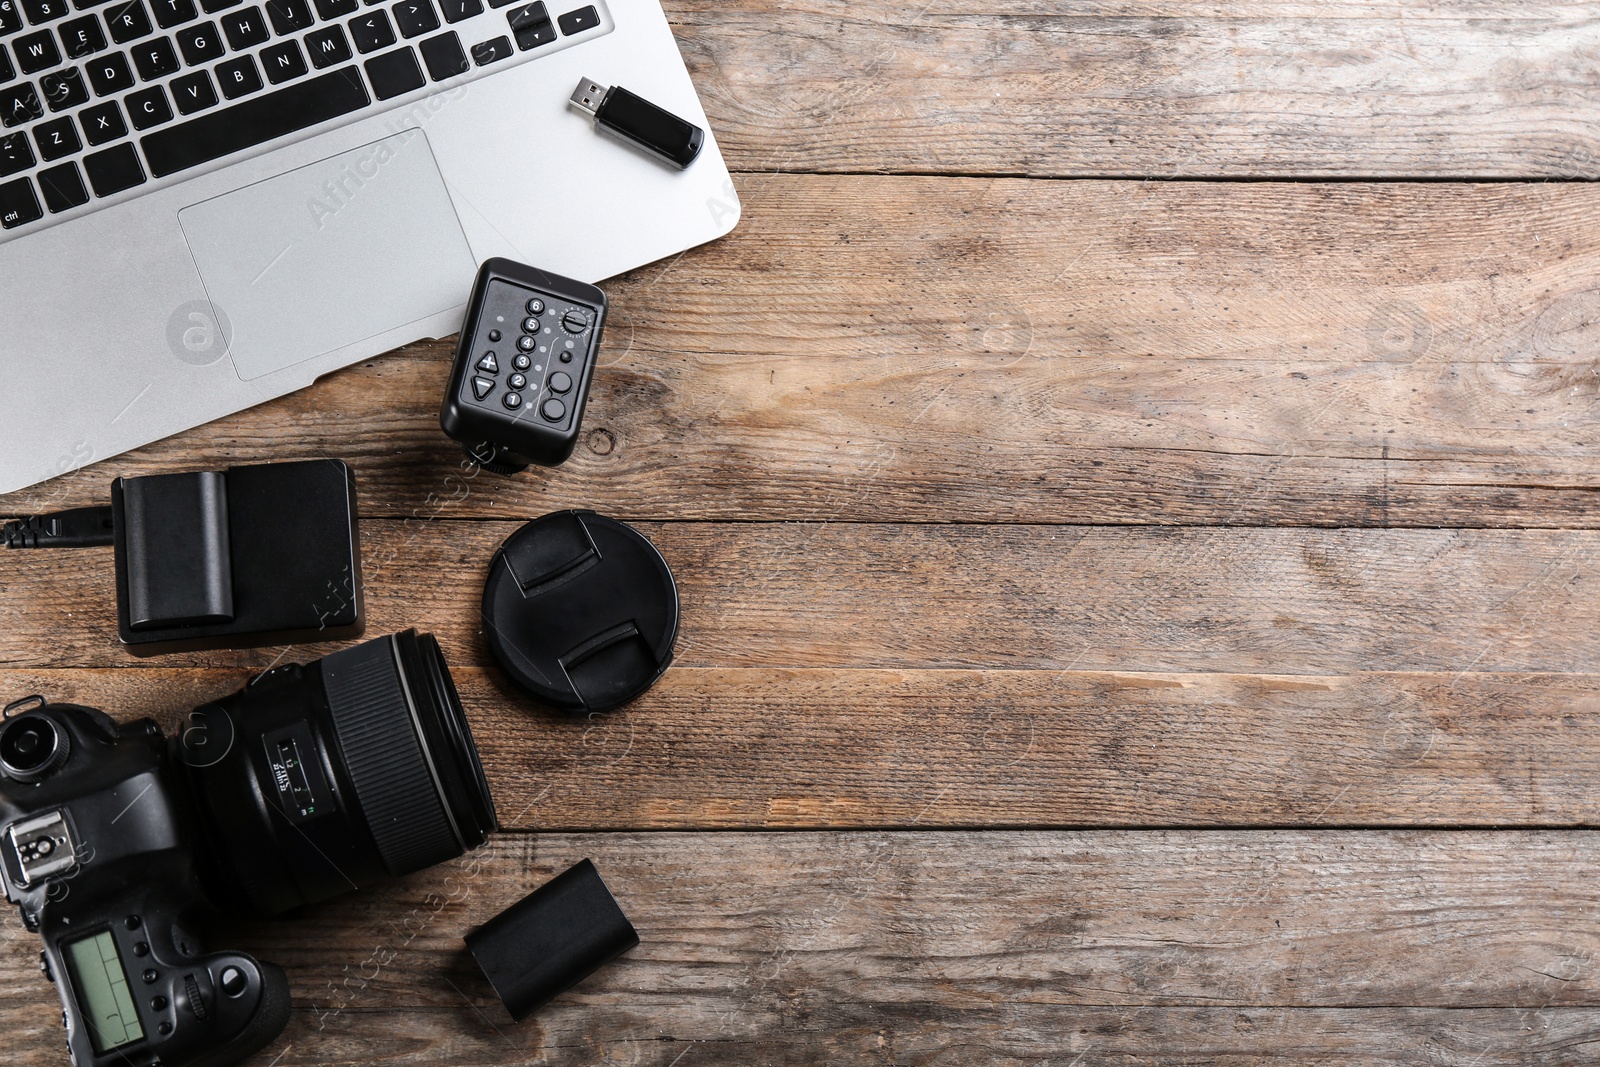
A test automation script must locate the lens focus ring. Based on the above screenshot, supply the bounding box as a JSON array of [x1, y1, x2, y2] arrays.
[[320, 637, 463, 876]]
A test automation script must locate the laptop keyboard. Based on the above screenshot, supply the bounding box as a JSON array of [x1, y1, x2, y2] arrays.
[[0, 0, 611, 239]]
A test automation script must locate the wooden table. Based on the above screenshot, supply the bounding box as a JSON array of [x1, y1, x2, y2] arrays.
[[6, 2, 1600, 1063]]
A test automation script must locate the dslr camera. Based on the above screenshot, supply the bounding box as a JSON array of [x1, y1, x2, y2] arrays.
[[0, 631, 497, 1067]]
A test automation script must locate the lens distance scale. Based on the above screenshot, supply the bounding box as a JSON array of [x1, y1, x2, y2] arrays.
[[440, 258, 608, 471]]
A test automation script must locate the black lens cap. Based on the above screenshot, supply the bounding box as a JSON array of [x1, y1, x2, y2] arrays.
[[482, 511, 679, 712]]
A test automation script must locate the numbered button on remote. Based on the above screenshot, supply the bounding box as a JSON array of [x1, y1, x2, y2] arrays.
[[508, 372, 527, 389], [503, 391, 523, 409], [517, 335, 535, 352], [525, 297, 543, 315], [512, 353, 531, 371]]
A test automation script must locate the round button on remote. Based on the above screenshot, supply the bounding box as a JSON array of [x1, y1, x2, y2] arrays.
[[541, 398, 565, 421], [549, 371, 572, 394], [508, 372, 527, 389], [522, 317, 540, 334], [512, 354, 531, 371], [517, 336, 535, 352], [504, 392, 523, 410], [526, 298, 544, 315], [562, 310, 588, 334]]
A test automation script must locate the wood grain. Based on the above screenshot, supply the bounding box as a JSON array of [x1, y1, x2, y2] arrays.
[[8, 831, 1600, 1065], [674, 0, 1600, 179], [3, 666, 1600, 829], [6, 520, 1600, 673], [6, 178, 1600, 527]]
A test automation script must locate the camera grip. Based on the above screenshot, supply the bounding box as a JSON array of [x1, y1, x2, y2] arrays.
[[189, 957, 291, 1067]]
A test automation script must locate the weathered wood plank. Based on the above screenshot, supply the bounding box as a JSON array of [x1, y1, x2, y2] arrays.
[[674, 0, 1600, 179], [5, 178, 1599, 527], [8, 831, 1600, 1065], [5, 521, 1600, 674], [3, 666, 1599, 829]]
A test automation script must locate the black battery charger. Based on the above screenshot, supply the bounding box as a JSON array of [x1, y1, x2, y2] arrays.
[[3, 459, 364, 655]]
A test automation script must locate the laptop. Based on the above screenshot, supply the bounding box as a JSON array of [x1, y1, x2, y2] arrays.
[[0, 0, 739, 494]]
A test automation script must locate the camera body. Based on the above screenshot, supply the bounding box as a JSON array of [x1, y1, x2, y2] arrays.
[[0, 631, 497, 1067], [0, 701, 288, 1067]]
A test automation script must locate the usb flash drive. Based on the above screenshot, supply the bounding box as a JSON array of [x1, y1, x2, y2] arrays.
[[569, 77, 705, 170]]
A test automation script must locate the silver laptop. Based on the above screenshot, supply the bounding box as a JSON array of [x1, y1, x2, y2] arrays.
[[0, 0, 739, 494]]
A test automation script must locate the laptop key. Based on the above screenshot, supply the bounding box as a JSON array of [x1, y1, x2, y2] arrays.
[[40, 65, 86, 108], [506, 2, 550, 49], [0, 175, 40, 226], [125, 82, 170, 127], [0, 81, 41, 125], [32, 113, 77, 156], [554, 3, 594, 34], [347, 8, 391, 52], [148, 0, 194, 27], [0, 130, 32, 174], [199, 0, 241, 12], [15, 28, 61, 72], [20, 0, 69, 24], [437, 0, 474, 21], [220, 5, 265, 48], [417, 28, 461, 79], [170, 67, 214, 111], [36, 159, 86, 210], [311, 0, 352, 17], [261, 37, 304, 82], [78, 98, 124, 142], [362, 44, 419, 98], [82, 140, 143, 194], [105, 0, 153, 43], [263, 0, 309, 34], [391, 0, 435, 38], [468, 33, 506, 65], [131, 34, 177, 79], [141, 65, 368, 176], [0, 0, 20, 34], [85, 49, 132, 93], [175, 19, 221, 63], [0, 50, 11, 81], [214, 52, 258, 96], [59, 14, 106, 56], [305, 23, 348, 67]]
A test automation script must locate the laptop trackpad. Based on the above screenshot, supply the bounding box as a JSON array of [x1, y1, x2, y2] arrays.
[[178, 131, 475, 381]]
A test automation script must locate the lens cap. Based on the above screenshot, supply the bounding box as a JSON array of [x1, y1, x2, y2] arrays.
[[482, 510, 679, 712]]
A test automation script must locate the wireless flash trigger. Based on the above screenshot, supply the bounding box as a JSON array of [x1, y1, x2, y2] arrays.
[[441, 259, 608, 473]]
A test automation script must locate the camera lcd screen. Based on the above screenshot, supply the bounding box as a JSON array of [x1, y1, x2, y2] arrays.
[[63, 931, 145, 1052]]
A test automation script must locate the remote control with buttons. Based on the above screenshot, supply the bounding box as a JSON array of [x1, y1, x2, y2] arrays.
[[440, 258, 608, 472]]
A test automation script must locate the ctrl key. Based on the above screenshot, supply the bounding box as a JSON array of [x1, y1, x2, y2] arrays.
[[0, 176, 41, 229]]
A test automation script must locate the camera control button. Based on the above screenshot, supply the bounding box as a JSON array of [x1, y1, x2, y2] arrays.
[[158, 1022, 173, 1036], [142, 969, 158, 984], [549, 371, 572, 394], [540, 398, 565, 422], [133, 942, 149, 957], [124, 915, 141, 929], [559, 350, 572, 363], [39, 950, 52, 982], [476, 351, 499, 374], [471, 377, 495, 401], [150, 995, 167, 1011], [219, 967, 247, 998], [561, 309, 588, 333], [503, 392, 523, 410]]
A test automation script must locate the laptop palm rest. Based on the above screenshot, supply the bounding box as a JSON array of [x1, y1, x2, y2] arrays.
[[177, 130, 476, 382]]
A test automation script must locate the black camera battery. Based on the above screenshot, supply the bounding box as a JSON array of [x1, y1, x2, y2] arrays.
[[440, 259, 608, 472]]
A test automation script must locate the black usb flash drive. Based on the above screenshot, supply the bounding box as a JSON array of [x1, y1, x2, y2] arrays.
[[569, 77, 704, 169]]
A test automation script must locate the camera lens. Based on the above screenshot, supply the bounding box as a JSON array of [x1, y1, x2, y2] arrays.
[[0, 716, 68, 782], [179, 631, 498, 914]]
